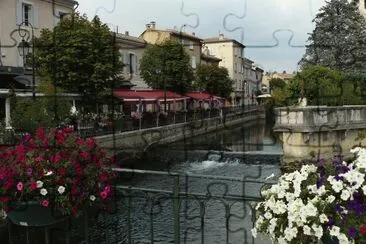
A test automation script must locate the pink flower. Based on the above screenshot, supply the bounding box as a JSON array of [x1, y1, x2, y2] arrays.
[[37, 127, 44, 139], [50, 154, 61, 163], [34, 156, 43, 163], [26, 168, 32, 175], [99, 191, 108, 199], [79, 151, 90, 160], [30, 181, 37, 190], [104, 185, 111, 193], [16, 182, 23, 191], [41, 200, 49, 207]]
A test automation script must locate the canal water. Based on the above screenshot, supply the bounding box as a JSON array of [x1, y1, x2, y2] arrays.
[[3, 116, 282, 244], [89, 116, 282, 244]]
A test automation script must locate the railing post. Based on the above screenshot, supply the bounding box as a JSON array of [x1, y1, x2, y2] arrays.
[[173, 176, 180, 244]]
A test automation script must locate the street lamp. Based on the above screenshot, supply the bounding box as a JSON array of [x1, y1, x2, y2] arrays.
[[17, 21, 35, 100]]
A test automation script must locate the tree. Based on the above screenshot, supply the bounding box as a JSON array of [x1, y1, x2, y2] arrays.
[[195, 64, 234, 98], [11, 80, 72, 132], [140, 40, 194, 94], [269, 78, 286, 93], [300, 0, 366, 72], [35, 13, 123, 107]]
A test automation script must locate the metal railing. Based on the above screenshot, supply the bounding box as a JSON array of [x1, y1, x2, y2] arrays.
[[4, 167, 274, 244], [77, 105, 262, 138]]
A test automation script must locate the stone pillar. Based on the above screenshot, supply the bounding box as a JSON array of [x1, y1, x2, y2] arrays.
[[5, 97, 11, 129]]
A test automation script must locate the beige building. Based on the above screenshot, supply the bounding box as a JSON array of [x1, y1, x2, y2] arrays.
[[201, 46, 221, 66], [116, 32, 148, 89], [140, 21, 203, 70], [0, 0, 76, 68], [203, 34, 246, 105], [262, 71, 294, 93], [242, 58, 264, 105]]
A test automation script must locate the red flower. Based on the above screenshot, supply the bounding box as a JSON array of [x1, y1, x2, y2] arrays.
[[101, 172, 109, 181], [41, 200, 49, 207], [37, 127, 44, 139], [0, 196, 9, 203], [99, 191, 108, 199], [58, 168, 66, 176], [71, 187, 78, 196], [30, 181, 37, 190], [360, 225, 366, 235], [50, 154, 61, 163], [79, 151, 90, 160]]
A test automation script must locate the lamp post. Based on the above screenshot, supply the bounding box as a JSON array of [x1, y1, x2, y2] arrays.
[[17, 21, 35, 100]]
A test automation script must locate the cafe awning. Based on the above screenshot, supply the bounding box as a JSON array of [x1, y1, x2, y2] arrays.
[[113, 89, 189, 104], [185, 91, 224, 102]]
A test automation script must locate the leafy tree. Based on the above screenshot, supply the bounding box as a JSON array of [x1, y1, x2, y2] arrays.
[[300, 0, 366, 72], [11, 80, 72, 133], [35, 13, 123, 108], [195, 64, 234, 98], [269, 78, 286, 92], [140, 40, 194, 94]]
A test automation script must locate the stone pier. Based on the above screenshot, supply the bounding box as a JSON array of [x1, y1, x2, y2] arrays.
[[273, 105, 366, 164]]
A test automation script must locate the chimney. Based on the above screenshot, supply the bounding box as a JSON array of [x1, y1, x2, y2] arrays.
[[125, 31, 129, 36], [192, 32, 195, 36], [282, 70, 286, 74], [150, 21, 156, 30], [146, 24, 151, 29], [219, 33, 224, 40]]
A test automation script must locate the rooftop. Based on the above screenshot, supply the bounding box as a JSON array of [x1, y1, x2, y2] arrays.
[[204, 34, 245, 48]]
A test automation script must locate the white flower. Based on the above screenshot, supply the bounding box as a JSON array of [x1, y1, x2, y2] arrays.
[[319, 214, 328, 224], [264, 212, 272, 219], [90, 195, 96, 201], [329, 226, 340, 236], [326, 195, 336, 203], [316, 185, 326, 196], [284, 227, 298, 242], [278, 236, 287, 244], [312, 224, 323, 239], [57, 186, 65, 194], [303, 225, 312, 235], [265, 173, 275, 181], [362, 185, 366, 195], [44, 170, 53, 176], [36, 181, 43, 188], [40, 188, 48, 196], [340, 189, 351, 201], [268, 218, 277, 234], [330, 180, 343, 193], [251, 228, 257, 238], [338, 233, 349, 244]]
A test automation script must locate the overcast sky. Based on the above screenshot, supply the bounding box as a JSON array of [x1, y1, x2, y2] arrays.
[[77, 0, 327, 73]]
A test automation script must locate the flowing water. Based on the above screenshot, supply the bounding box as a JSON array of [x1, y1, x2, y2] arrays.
[[89, 117, 282, 244]]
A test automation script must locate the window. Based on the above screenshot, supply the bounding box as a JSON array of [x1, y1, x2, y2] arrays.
[[191, 56, 196, 69], [54, 11, 68, 26], [16, 1, 39, 28], [129, 53, 136, 74], [234, 63, 237, 72], [23, 3, 32, 26], [189, 41, 193, 50]]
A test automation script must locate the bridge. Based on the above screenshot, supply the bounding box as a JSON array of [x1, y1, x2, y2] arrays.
[[273, 105, 366, 164]]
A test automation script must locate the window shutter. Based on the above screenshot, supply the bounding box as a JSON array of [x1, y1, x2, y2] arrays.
[[123, 53, 128, 74], [16, 0, 22, 25], [135, 57, 139, 74], [33, 3, 40, 28]]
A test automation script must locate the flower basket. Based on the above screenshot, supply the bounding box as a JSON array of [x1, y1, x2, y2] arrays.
[[252, 148, 366, 244], [0, 127, 116, 224], [6, 201, 68, 227]]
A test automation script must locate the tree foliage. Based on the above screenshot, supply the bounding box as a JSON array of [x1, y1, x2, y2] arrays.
[[195, 64, 234, 98], [11, 81, 72, 133], [35, 13, 123, 105], [300, 0, 366, 72], [269, 78, 286, 93], [139, 40, 194, 94]]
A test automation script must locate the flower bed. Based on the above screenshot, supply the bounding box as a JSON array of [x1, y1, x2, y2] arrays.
[[0, 127, 115, 217], [252, 148, 366, 244]]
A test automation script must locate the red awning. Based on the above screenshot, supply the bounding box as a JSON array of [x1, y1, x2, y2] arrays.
[[185, 91, 224, 101], [113, 89, 189, 104]]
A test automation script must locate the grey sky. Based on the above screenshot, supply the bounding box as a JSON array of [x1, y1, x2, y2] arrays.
[[77, 0, 327, 73]]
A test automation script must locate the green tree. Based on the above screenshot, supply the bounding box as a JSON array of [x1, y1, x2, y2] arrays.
[[289, 65, 344, 105], [35, 13, 123, 108], [11, 80, 72, 133], [195, 64, 234, 98], [300, 0, 366, 72], [269, 78, 286, 93], [140, 40, 194, 94]]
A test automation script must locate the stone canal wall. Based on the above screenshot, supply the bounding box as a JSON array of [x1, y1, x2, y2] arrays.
[[96, 107, 265, 153], [273, 105, 366, 162]]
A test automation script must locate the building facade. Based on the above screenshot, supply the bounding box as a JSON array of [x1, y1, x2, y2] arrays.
[[262, 71, 294, 94], [140, 21, 203, 70], [243, 58, 264, 105], [203, 34, 245, 105], [0, 0, 75, 68], [116, 32, 148, 89]]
